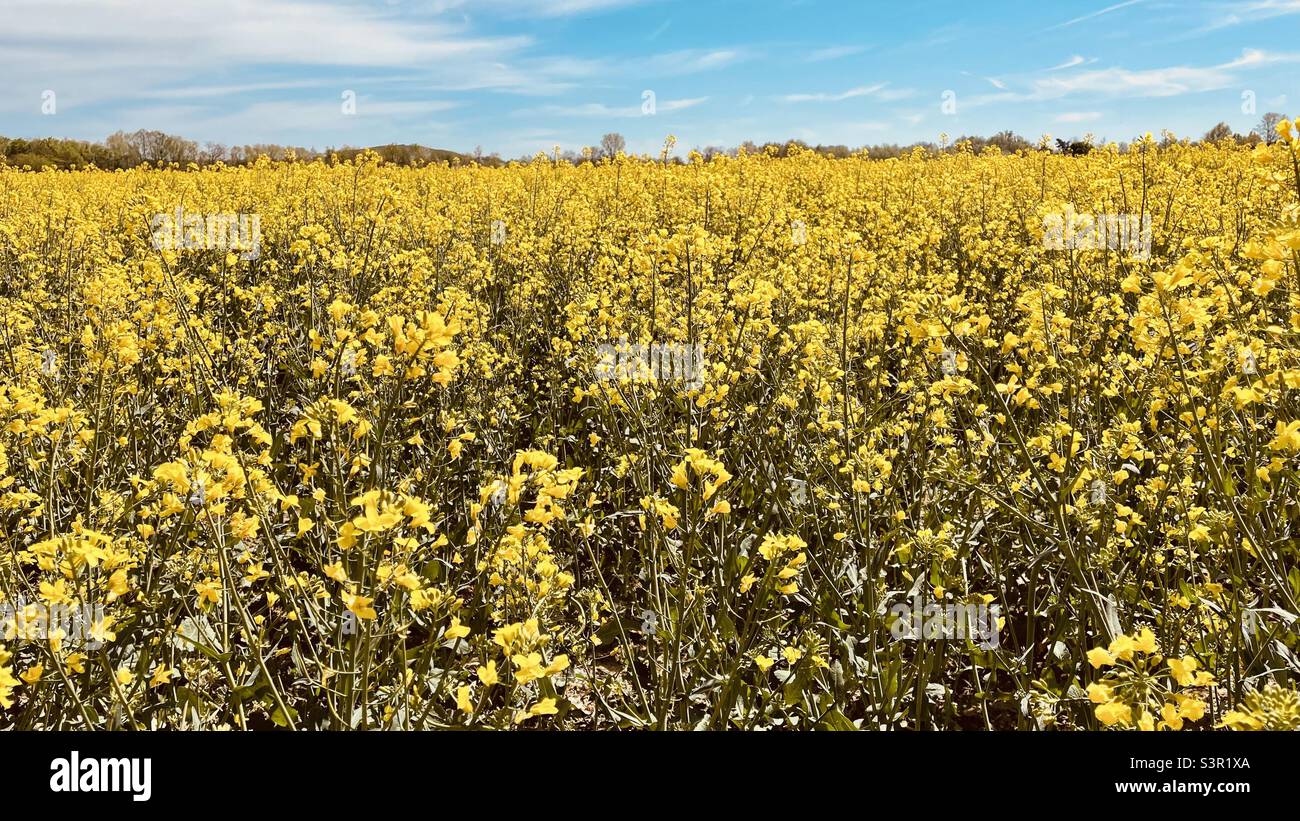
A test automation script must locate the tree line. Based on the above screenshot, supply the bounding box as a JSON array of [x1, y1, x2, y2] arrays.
[[1, 117, 1288, 171], [0, 130, 496, 170]]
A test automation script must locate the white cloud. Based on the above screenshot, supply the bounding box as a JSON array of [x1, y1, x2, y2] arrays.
[[1034, 49, 1300, 99], [962, 48, 1300, 111], [1, 0, 526, 70], [0, 0, 606, 109]]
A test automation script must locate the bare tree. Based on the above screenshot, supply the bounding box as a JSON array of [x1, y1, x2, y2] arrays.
[[200, 142, 228, 164], [1254, 112, 1286, 143], [599, 132, 626, 158]]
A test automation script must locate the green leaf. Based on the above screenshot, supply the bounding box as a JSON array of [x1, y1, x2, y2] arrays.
[[271, 704, 299, 728], [817, 707, 858, 731]]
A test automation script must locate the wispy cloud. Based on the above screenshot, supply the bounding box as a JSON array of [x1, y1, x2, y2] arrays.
[[1044, 0, 1147, 32], [964, 48, 1300, 110], [806, 45, 869, 62], [431, 0, 652, 18], [1048, 55, 1097, 70], [520, 97, 708, 118], [963, 72, 1007, 90], [1192, 0, 1300, 34], [132, 80, 335, 100], [641, 49, 746, 74], [646, 19, 672, 40], [1, 0, 528, 70], [782, 84, 912, 103]]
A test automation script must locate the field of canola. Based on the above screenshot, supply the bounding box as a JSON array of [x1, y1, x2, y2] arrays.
[[1, 131, 1299, 730]]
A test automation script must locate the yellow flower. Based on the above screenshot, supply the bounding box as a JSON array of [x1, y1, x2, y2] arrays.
[[1133, 628, 1158, 654], [1087, 647, 1115, 669], [1159, 702, 1183, 731], [323, 562, 348, 583], [342, 590, 377, 620], [512, 652, 545, 684], [0, 654, 18, 709], [149, 665, 179, 688], [1095, 701, 1132, 726], [445, 616, 471, 640], [1168, 655, 1199, 686], [1177, 697, 1206, 722], [543, 654, 570, 675], [1269, 420, 1300, 453], [195, 580, 222, 607], [1086, 682, 1113, 704], [1107, 634, 1137, 662]]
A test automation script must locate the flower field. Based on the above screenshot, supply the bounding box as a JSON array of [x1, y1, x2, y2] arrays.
[[2, 132, 1299, 731]]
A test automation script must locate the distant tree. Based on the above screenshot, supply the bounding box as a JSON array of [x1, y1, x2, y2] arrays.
[[1203, 122, 1233, 143], [1055, 138, 1092, 156], [200, 142, 228, 164], [599, 132, 626, 158], [813, 143, 850, 159], [1254, 112, 1286, 143], [103, 132, 141, 168], [987, 130, 1031, 153]]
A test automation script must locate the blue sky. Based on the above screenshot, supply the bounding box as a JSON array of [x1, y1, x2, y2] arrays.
[[2, 0, 1296, 157]]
